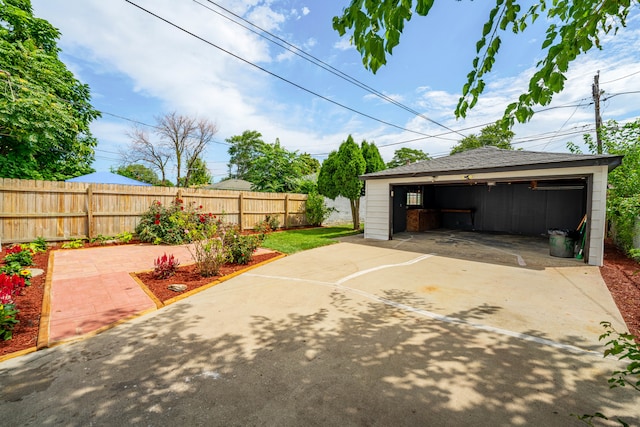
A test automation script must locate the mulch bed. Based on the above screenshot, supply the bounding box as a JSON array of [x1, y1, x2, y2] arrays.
[[600, 239, 640, 339], [0, 248, 49, 357], [134, 252, 281, 303]]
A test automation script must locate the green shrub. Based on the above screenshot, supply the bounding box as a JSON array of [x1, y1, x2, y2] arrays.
[[225, 226, 263, 265], [24, 237, 47, 253], [136, 198, 220, 245], [0, 262, 23, 276], [90, 234, 111, 245], [253, 215, 279, 236], [61, 239, 85, 249], [115, 231, 133, 244], [0, 303, 19, 341], [190, 224, 230, 277], [574, 322, 639, 424], [305, 192, 335, 226], [4, 245, 33, 267]]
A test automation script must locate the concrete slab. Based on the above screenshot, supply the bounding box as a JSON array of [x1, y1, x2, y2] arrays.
[[0, 241, 637, 426]]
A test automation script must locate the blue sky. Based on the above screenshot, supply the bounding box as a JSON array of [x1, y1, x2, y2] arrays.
[[31, 1, 640, 183]]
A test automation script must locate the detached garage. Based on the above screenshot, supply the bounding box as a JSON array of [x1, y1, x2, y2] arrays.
[[362, 147, 622, 266]]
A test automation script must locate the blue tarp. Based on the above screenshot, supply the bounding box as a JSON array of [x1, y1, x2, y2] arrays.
[[66, 171, 152, 186]]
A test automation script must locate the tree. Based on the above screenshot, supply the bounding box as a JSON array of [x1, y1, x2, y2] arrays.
[[297, 153, 321, 176], [124, 126, 171, 183], [226, 130, 268, 180], [386, 147, 430, 169], [318, 135, 366, 230], [0, 0, 100, 180], [247, 139, 304, 193], [333, 1, 636, 125], [361, 140, 386, 174], [157, 112, 217, 187], [568, 119, 640, 254], [184, 156, 211, 187], [226, 132, 320, 193], [449, 123, 514, 155], [125, 113, 217, 187], [112, 164, 159, 185]]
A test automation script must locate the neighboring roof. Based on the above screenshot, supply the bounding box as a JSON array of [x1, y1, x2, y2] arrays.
[[207, 179, 253, 191], [66, 171, 152, 186], [362, 147, 623, 180]]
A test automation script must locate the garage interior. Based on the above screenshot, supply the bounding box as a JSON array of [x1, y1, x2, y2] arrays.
[[392, 177, 588, 238]]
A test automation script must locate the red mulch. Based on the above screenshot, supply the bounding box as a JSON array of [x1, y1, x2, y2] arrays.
[[1, 238, 640, 359], [134, 252, 280, 303], [600, 239, 640, 339]]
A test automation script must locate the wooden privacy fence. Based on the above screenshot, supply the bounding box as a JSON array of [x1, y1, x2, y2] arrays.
[[0, 178, 308, 244]]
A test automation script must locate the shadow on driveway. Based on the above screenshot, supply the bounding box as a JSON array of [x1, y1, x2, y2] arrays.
[[1, 271, 638, 425]]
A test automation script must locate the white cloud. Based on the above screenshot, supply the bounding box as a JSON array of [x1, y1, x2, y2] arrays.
[[333, 37, 353, 51], [302, 7, 310, 16], [246, 5, 285, 32]]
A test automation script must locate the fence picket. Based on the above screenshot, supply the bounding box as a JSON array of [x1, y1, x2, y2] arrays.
[[0, 178, 308, 243]]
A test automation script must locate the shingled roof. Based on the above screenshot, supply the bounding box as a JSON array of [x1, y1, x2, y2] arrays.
[[362, 147, 623, 180]]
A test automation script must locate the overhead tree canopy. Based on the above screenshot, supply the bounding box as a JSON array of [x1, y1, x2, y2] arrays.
[[0, 0, 100, 180], [386, 147, 430, 169], [450, 123, 514, 155], [333, 0, 636, 125], [318, 135, 366, 229]]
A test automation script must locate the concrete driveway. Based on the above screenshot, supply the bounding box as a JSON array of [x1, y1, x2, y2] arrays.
[[1, 236, 638, 425]]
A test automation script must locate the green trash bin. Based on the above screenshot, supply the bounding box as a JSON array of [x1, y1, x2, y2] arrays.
[[549, 230, 575, 258]]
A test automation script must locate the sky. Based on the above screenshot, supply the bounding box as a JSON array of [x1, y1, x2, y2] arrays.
[[31, 0, 640, 183]]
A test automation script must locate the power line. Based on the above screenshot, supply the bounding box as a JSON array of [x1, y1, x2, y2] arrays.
[[193, 0, 467, 138], [123, 0, 456, 141], [601, 69, 640, 84], [602, 90, 640, 101], [540, 101, 587, 150]]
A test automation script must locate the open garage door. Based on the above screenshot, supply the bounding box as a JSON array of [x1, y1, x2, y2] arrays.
[[391, 178, 588, 236]]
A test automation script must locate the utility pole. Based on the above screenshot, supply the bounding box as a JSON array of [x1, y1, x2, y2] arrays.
[[592, 71, 603, 154]]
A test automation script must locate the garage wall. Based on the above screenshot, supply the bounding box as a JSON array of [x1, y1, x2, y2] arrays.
[[432, 183, 585, 235], [364, 180, 390, 240], [588, 166, 609, 266]]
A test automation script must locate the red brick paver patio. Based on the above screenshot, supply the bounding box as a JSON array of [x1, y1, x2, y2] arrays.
[[48, 244, 196, 345]]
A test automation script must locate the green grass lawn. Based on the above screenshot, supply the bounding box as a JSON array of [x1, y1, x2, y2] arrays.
[[261, 225, 362, 254]]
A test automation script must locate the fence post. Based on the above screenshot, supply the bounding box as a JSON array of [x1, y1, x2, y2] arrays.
[[239, 192, 244, 231], [284, 194, 289, 229], [87, 185, 94, 239]]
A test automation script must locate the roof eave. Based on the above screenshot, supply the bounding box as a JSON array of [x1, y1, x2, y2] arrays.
[[360, 156, 624, 181]]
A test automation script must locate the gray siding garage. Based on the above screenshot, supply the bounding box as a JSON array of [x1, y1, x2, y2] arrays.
[[362, 147, 622, 266]]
